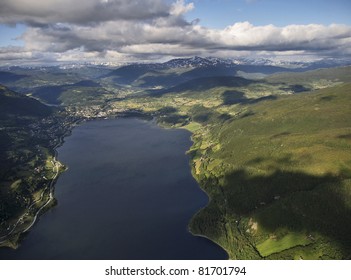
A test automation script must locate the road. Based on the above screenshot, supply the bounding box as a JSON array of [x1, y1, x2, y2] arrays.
[[0, 156, 61, 244]]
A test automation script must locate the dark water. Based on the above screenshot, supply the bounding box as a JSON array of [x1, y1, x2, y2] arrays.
[[0, 118, 227, 260]]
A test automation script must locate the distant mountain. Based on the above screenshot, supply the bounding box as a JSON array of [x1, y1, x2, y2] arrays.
[[162, 56, 234, 68], [233, 57, 351, 70], [2, 56, 350, 93], [103, 57, 263, 88], [266, 66, 351, 84], [105, 64, 159, 85], [160, 56, 351, 73], [0, 65, 110, 93], [151, 76, 254, 97]]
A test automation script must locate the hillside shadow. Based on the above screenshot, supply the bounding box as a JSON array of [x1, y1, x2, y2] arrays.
[[320, 95, 335, 102], [72, 80, 100, 87], [193, 167, 351, 258], [138, 73, 188, 88], [188, 105, 232, 124], [0, 71, 28, 83], [0, 131, 12, 178], [222, 90, 247, 105], [337, 134, 351, 140], [279, 84, 310, 93], [149, 76, 255, 97], [31, 80, 104, 105], [222, 90, 277, 105], [32, 85, 65, 105], [224, 169, 351, 257]]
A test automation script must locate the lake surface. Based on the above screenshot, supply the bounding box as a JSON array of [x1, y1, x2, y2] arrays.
[[0, 118, 227, 260]]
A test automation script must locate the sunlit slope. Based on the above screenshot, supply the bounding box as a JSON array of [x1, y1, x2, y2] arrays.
[[266, 66, 351, 85], [190, 83, 351, 259]]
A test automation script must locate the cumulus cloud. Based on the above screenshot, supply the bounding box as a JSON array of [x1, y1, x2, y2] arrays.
[[0, 0, 350, 64], [20, 20, 351, 54], [208, 22, 351, 51], [170, 0, 194, 16]]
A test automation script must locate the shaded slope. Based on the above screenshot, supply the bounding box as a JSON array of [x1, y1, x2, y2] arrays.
[[30, 80, 109, 106], [0, 71, 28, 83], [150, 76, 254, 97], [0, 85, 53, 118]]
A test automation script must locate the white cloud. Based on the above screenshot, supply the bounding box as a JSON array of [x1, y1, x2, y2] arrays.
[[0, 0, 350, 64], [209, 22, 351, 51], [170, 0, 194, 16]]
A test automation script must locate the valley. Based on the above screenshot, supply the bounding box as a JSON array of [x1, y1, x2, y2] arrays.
[[0, 57, 350, 259]]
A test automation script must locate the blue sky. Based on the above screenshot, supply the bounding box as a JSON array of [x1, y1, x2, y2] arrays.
[[185, 0, 351, 28], [0, 24, 26, 47], [0, 0, 350, 64]]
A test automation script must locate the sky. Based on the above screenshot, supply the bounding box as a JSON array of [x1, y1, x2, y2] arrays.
[[0, 0, 350, 65], [185, 0, 351, 28]]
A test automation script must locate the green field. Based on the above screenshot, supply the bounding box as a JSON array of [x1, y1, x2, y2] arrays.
[[257, 232, 313, 257]]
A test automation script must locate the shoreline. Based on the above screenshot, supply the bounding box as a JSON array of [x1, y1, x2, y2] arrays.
[[0, 113, 134, 248], [182, 126, 231, 260], [0, 115, 231, 259], [0, 120, 79, 248], [186, 167, 231, 260]]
